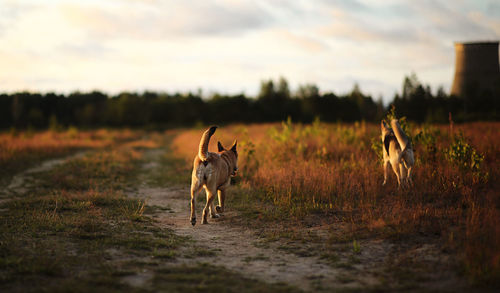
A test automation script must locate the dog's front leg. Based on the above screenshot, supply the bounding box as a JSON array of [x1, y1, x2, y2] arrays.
[[216, 189, 225, 213]]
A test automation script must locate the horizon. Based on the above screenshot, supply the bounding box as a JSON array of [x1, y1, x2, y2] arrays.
[[1, 0, 499, 104]]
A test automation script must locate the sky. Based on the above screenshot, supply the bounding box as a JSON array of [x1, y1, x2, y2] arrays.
[[0, 0, 499, 103]]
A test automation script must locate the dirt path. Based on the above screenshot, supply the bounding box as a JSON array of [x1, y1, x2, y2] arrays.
[[131, 148, 469, 292], [0, 148, 465, 291], [130, 149, 394, 291]]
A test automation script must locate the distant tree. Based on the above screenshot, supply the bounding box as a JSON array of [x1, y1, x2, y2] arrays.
[[297, 84, 320, 122], [256, 78, 293, 121], [258, 79, 275, 100], [348, 83, 377, 121], [296, 84, 319, 100], [402, 72, 420, 100], [0, 94, 11, 128], [276, 76, 290, 100]]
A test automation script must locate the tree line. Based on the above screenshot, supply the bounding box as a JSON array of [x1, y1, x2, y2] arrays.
[[1, 74, 498, 129]]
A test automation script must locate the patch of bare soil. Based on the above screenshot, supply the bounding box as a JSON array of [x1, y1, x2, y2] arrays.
[[130, 149, 466, 292]]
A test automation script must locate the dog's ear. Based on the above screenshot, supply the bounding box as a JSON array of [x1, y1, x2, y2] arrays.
[[217, 141, 225, 152], [230, 140, 237, 154]]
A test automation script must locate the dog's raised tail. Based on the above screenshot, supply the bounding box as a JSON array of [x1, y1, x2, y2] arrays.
[[198, 126, 217, 161], [391, 119, 410, 151]]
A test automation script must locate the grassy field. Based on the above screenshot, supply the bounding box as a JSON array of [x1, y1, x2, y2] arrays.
[[172, 120, 500, 286], [0, 121, 498, 291], [0, 128, 142, 183], [0, 129, 296, 292]]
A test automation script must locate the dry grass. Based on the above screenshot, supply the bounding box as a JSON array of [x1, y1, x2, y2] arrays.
[[0, 128, 296, 292], [0, 128, 142, 180], [172, 121, 500, 285], [0, 132, 188, 292]]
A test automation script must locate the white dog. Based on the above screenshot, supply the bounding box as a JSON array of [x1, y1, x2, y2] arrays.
[[381, 119, 414, 187]]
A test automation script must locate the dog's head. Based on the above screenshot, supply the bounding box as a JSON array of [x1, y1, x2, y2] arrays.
[[381, 120, 394, 156], [217, 140, 238, 177], [380, 120, 393, 138]]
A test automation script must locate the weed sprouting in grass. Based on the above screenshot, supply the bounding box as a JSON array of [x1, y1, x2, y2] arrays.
[[445, 134, 485, 174], [414, 125, 439, 163], [130, 199, 146, 221], [352, 239, 361, 254]]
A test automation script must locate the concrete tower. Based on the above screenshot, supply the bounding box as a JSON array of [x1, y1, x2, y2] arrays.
[[451, 41, 500, 97]]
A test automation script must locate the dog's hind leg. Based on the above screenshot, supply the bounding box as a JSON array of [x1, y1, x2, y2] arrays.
[[382, 160, 390, 186], [216, 189, 225, 213], [190, 178, 203, 226], [399, 163, 407, 188], [403, 151, 414, 187], [406, 165, 413, 186], [391, 162, 401, 187], [202, 186, 217, 224], [209, 199, 219, 219], [209, 188, 220, 218]]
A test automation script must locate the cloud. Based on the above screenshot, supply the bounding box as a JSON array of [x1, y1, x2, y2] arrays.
[[318, 11, 423, 45], [272, 30, 330, 53], [60, 0, 274, 41], [57, 42, 113, 58], [0, 0, 498, 101], [165, 1, 273, 36], [409, 0, 499, 41], [0, 0, 39, 37]]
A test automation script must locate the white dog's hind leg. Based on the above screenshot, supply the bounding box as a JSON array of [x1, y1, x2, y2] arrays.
[[382, 160, 390, 186], [406, 166, 413, 186], [403, 153, 414, 187], [391, 163, 401, 187], [399, 163, 407, 188]]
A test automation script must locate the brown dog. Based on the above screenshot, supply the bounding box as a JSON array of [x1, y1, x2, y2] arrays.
[[190, 126, 238, 226], [381, 119, 414, 187]]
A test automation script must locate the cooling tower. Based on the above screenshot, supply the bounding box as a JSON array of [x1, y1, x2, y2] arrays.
[[451, 41, 500, 97]]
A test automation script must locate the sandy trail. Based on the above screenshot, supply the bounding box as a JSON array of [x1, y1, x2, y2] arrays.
[[132, 149, 385, 291], [0, 147, 464, 291]]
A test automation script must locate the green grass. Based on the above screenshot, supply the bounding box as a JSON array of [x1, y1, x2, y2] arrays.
[[40, 150, 138, 191], [144, 136, 192, 187], [0, 188, 186, 292], [0, 135, 303, 293], [0, 143, 187, 292]]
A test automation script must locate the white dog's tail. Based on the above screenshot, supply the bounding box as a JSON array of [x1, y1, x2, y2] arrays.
[[198, 126, 217, 161], [391, 119, 410, 152]]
